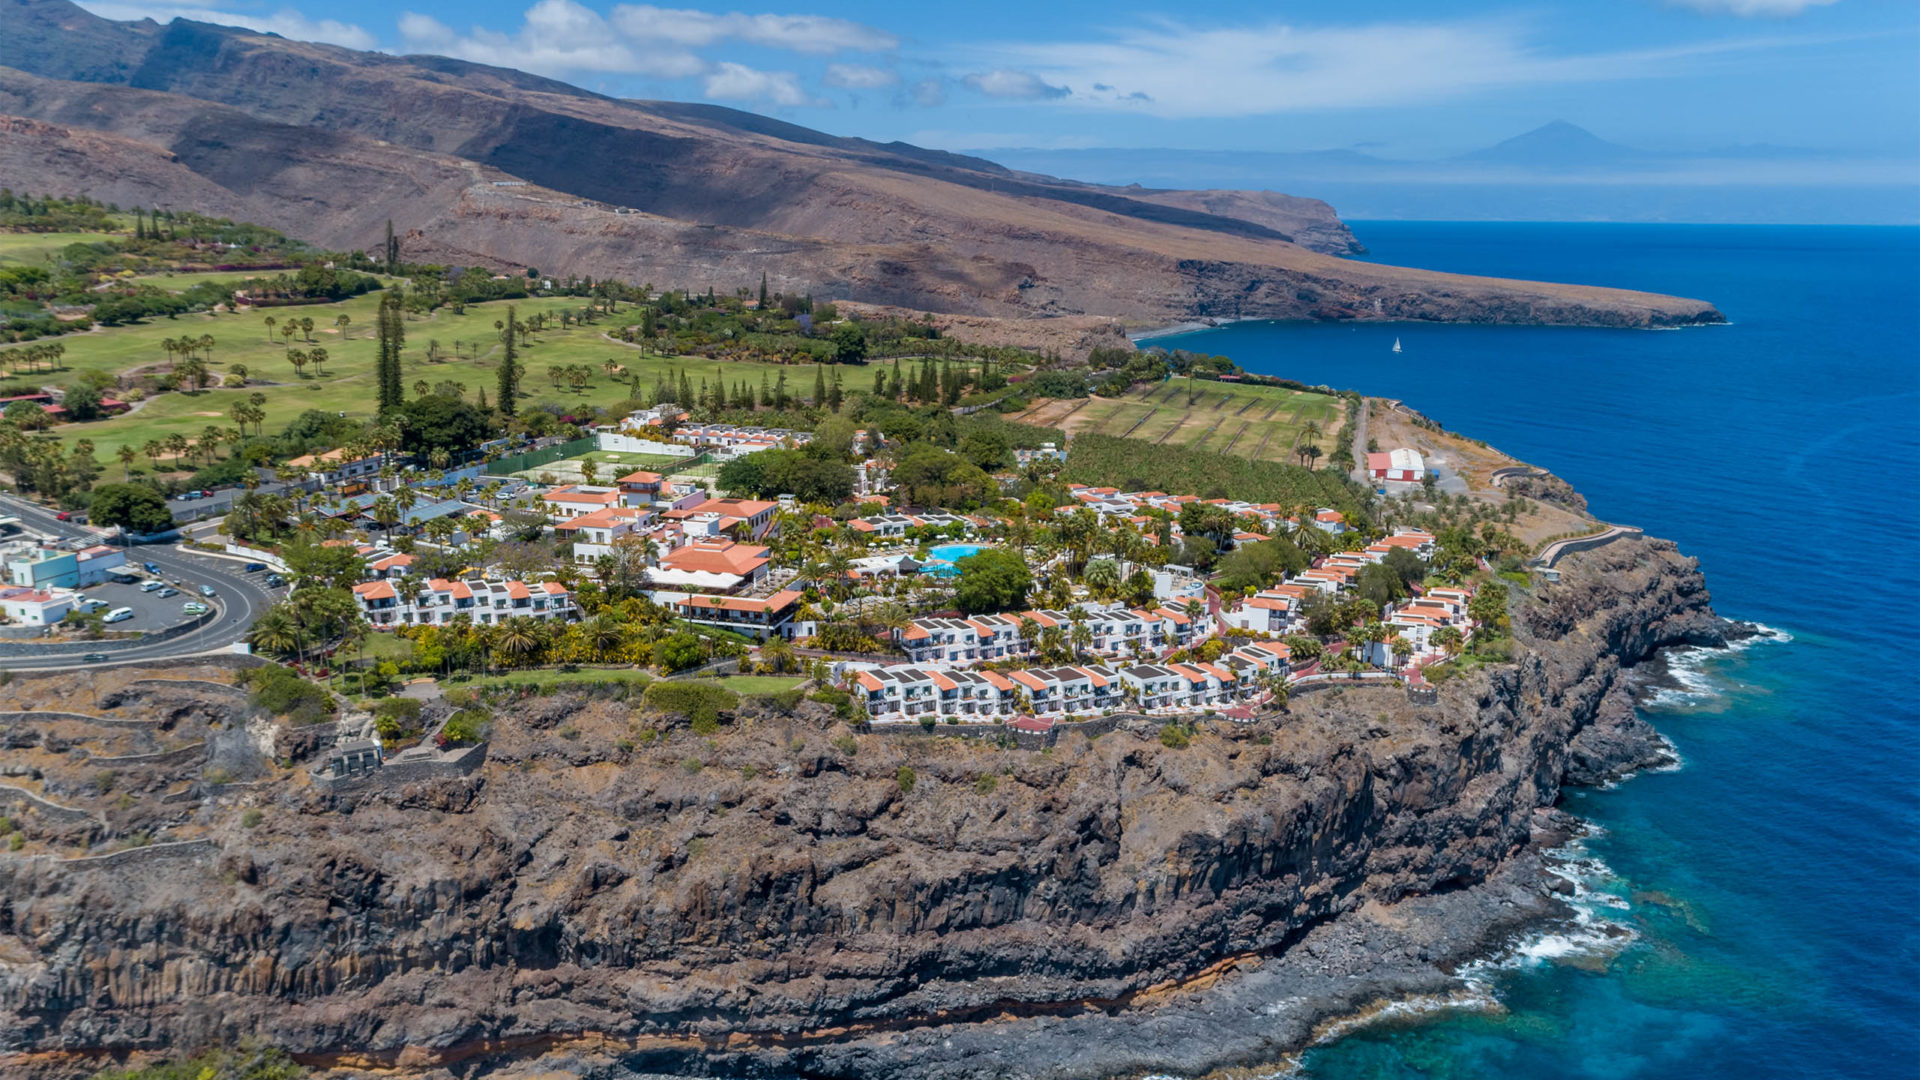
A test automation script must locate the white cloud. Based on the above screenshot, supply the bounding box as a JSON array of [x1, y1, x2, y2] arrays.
[[904, 77, 946, 108], [703, 61, 823, 107], [74, 0, 375, 48], [608, 4, 895, 54], [962, 69, 1069, 100], [398, 0, 703, 77], [824, 63, 897, 89], [1670, 0, 1840, 15], [966, 16, 1830, 118]]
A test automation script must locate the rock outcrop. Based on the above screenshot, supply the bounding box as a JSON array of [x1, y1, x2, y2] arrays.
[[0, 536, 1722, 1078]]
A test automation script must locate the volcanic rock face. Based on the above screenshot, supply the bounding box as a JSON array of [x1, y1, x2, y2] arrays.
[[0, 537, 1722, 1078], [0, 0, 1724, 328]]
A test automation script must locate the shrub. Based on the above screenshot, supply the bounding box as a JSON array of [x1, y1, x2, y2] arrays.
[[240, 808, 264, 829], [1158, 724, 1191, 749], [642, 681, 739, 727], [244, 664, 335, 718], [896, 766, 916, 793], [681, 757, 704, 774], [373, 698, 422, 725], [830, 734, 858, 756], [974, 774, 998, 795], [0, 815, 14, 836], [440, 709, 487, 745], [809, 687, 858, 721], [919, 715, 936, 731]]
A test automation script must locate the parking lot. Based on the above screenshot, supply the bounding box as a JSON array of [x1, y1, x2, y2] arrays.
[[79, 577, 219, 632]]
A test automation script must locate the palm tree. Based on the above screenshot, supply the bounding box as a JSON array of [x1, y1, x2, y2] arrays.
[[164, 432, 189, 464], [1084, 558, 1121, 602], [495, 617, 541, 668], [288, 349, 307, 378], [299, 316, 314, 342], [335, 313, 351, 338], [371, 495, 400, 543], [307, 346, 328, 376], [247, 607, 300, 658], [264, 315, 277, 343], [116, 444, 137, 480], [586, 614, 625, 661]]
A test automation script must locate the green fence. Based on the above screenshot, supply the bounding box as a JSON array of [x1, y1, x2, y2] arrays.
[[485, 436, 597, 476]]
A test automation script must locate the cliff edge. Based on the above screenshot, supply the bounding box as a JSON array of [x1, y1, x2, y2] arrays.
[[0, 536, 1725, 1078]]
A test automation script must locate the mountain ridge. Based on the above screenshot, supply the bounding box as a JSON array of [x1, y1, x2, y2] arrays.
[[0, 0, 1724, 327]]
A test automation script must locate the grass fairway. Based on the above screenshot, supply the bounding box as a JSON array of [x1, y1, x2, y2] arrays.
[[1021, 383, 1344, 464], [696, 675, 807, 694], [0, 231, 128, 266], [37, 292, 808, 463]]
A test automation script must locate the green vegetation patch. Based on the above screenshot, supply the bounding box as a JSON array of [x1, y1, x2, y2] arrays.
[[1062, 432, 1363, 512]]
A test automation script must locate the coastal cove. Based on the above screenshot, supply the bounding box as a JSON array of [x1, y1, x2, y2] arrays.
[[1151, 222, 1920, 1079]]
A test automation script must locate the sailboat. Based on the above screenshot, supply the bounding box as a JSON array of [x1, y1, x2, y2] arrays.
[[1391, 337, 1402, 354]]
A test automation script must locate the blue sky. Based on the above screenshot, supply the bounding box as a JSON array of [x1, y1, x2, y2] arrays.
[[75, 0, 1920, 160]]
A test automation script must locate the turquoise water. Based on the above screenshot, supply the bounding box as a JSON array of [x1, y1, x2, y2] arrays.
[[1152, 223, 1920, 1079], [922, 543, 986, 577]]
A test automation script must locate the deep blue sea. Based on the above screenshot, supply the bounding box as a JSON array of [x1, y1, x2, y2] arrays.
[[1150, 223, 1920, 1080]]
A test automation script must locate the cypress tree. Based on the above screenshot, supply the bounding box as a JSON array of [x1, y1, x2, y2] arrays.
[[774, 371, 789, 410], [677, 369, 694, 406], [759, 373, 771, 408], [134, 209, 145, 241], [758, 272, 769, 309], [496, 305, 518, 416], [383, 220, 399, 275], [828, 370, 844, 412], [813, 364, 826, 406]]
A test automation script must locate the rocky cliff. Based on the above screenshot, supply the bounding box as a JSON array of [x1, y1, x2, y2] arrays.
[[0, 536, 1724, 1078]]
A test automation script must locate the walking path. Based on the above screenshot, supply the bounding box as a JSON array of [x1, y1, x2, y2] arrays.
[[1534, 524, 1643, 568]]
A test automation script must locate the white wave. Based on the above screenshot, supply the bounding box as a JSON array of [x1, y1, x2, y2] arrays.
[[1309, 986, 1503, 1047], [1726, 622, 1794, 649], [1642, 622, 1792, 710]]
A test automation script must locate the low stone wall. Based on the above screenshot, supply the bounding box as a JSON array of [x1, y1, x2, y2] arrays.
[[124, 678, 248, 698], [1538, 526, 1643, 569], [0, 709, 160, 729], [85, 741, 206, 767], [0, 608, 219, 659], [874, 712, 1140, 749], [0, 783, 99, 824], [60, 838, 216, 869]]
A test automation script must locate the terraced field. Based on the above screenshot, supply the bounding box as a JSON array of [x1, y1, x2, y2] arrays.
[[1021, 381, 1344, 464]]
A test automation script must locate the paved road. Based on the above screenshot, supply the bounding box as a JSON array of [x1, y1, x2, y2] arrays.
[[0, 494, 281, 670]]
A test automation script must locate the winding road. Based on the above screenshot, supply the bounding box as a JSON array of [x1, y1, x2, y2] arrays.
[[0, 494, 279, 670]]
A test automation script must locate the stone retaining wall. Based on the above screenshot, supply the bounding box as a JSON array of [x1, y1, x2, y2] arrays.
[[0, 609, 218, 659], [59, 838, 216, 869], [86, 741, 205, 767], [0, 710, 160, 730], [0, 783, 99, 824]]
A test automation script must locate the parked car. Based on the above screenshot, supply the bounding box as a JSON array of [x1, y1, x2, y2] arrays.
[[142, 562, 161, 574], [242, 563, 267, 573], [174, 492, 199, 502], [265, 574, 286, 587], [102, 608, 133, 624], [198, 585, 216, 598], [138, 581, 164, 593], [182, 602, 209, 616], [73, 596, 108, 613], [157, 587, 179, 598]]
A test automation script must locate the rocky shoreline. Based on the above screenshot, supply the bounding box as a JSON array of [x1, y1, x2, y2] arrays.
[[0, 536, 1731, 1080]]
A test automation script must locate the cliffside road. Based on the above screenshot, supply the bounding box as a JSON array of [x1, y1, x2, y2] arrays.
[[1349, 400, 1371, 487], [0, 495, 277, 670]]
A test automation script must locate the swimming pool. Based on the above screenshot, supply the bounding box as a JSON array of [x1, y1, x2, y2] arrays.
[[921, 543, 986, 577]]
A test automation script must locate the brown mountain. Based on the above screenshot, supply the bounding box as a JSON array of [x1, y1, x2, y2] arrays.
[[0, 0, 1722, 328]]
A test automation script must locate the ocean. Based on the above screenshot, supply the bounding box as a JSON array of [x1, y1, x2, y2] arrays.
[[1148, 223, 1920, 1080]]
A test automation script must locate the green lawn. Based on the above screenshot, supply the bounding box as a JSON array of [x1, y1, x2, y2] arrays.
[[0, 231, 129, 266], [510, 449, 691, 484], [1030, 382, 1343, 464], [451, 666, 655, 692], [31, 292, 807, 464], [697, 675, 807, 694]]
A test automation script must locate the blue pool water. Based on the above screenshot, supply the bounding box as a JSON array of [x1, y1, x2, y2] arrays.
[[922, 543, 986, 577], [1150, 222, 1920, 1080]]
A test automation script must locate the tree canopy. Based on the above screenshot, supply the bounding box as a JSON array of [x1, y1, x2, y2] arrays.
[[88, 483, 173, 534], [952, 548, 1031, 614]]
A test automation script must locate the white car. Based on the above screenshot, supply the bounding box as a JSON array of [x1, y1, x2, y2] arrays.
[[102, 607, 134, 624], [138, 580, 164, 593]]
